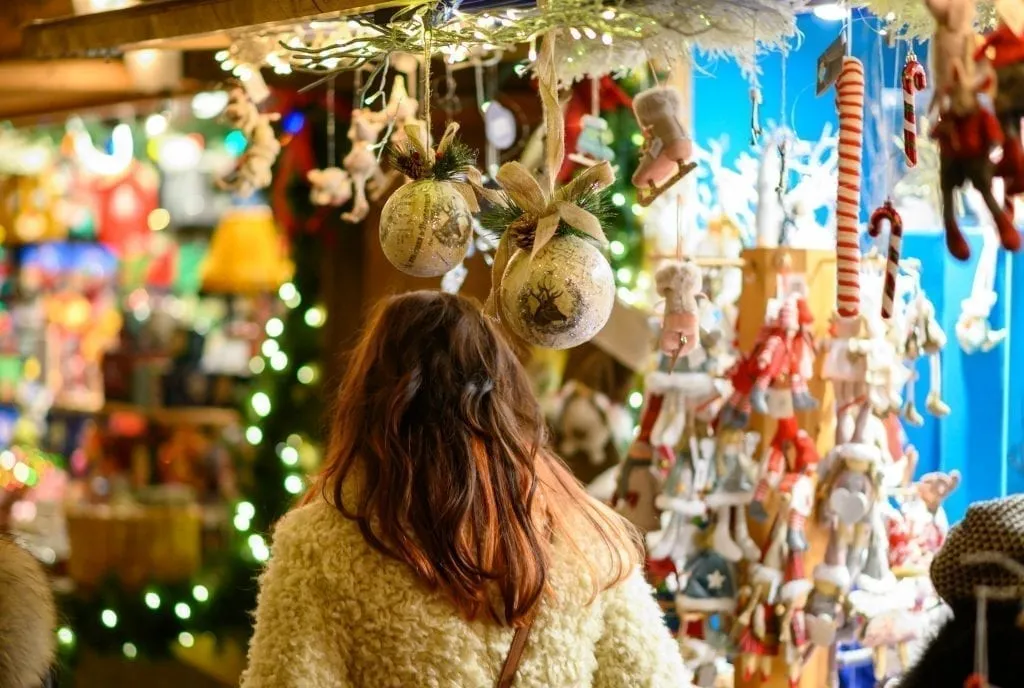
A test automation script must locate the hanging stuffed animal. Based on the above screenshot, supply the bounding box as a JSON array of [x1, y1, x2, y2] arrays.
[[735, 565, 783, 682], [218, 88, 281, 197], [806, 554, 851, 648], [924, 0, 1020, 259], [817, 405, 888, 575], [341, 108, 388, 223], [973, 11, 1024, 192], [778, 579, 814, 688], [717, 295, 816, 429], [956, 232, 1007, 353], [750, 416, 819, 524], [613, 393, 665, 534], [307, 167, 353, 206], [887, 470, 961, 576], [901, 287, 951, 424], [656, 259, 703, 366], [705, 429, 761, 563], [632, 86, 698, 206]]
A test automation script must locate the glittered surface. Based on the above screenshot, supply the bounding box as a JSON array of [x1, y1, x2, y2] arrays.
[[379, 180, 472, 278], [499, 236, 615, 350]]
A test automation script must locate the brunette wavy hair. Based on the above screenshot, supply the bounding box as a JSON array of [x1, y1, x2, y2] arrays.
[[305, 291, 640, 626]]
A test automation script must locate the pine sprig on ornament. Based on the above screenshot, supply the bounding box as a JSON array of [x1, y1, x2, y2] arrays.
[[479, 184, 612, 251], [383, 135, 476, 182]]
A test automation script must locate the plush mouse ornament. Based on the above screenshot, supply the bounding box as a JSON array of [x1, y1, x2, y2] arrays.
[[656, 259, 703, 365], [307, 167, 353, 207], [341, 109, 388, 223], [888, 470, 961, 576]]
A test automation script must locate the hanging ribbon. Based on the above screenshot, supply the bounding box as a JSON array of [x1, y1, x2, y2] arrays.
[[483, 29, 616, 316], [401, 120, 494, 214]]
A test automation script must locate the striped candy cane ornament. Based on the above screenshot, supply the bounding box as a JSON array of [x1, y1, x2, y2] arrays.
[[836, 57, 865, 319], [902, 55, 927, 167], [868, 200, 904, 320]]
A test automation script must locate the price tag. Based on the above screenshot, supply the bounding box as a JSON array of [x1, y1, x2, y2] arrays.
[[816, 33, 848, 96], [997, 0, 1024, 36]]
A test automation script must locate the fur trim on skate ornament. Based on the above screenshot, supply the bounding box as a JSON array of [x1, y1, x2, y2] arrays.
[[379, 123, 481, 278]]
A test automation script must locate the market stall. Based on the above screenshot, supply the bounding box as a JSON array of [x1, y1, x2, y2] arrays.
[[3, 0, 1024, 687]]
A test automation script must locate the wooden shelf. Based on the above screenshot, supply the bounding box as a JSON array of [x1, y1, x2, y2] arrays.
[[20, 0, 399, 59], [102, 402, 241, 427], [52, 401, 241, 427]]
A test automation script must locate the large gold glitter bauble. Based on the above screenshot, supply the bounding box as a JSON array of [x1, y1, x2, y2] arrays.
[[379, 180, 472, 278], [499, 234, 614, 350]]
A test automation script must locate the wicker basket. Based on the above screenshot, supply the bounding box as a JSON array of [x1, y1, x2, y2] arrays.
[[66, 503, 201, 588]]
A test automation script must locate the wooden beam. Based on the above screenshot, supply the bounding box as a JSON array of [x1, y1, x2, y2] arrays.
[[0, 0, 74, 59], [21, 0, 397, 59], [0, 59, 135, 93], [0, 82, 203, 124]]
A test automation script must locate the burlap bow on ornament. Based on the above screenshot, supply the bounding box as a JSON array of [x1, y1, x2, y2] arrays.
[[401, 120, 484, 213], [484, 30, 616, 318]]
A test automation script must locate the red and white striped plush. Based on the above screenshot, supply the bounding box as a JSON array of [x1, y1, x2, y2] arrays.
[[836, 57, 865, 319]]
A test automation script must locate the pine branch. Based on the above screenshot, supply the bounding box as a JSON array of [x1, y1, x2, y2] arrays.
[[383, 136, 476, 182]]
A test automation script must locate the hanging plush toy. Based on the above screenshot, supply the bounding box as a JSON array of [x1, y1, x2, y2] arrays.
[[341, 108, 388, 224], [573, 115, 616, 164], [778, 579, 814, 688], [901, 285, 951, 424], [373, 76, 428, 201], [613, 393, 665, 534], [818, 405, 890, 577], [887, 470, 961, 576], [219, 88, 281, 197], [806, 547, 851, 647], [379, 123, 479, 277], [717, 296, 816, 428], [656, 259, 703, 366], [632, 86, 698, 207], [974, 16, 1024, 193], [735, 565, 783, 682], [750, 416, 819, 522], [925, 0, 1020, 259], [706, 429, 761, 563], [307, 167, 353, 206]]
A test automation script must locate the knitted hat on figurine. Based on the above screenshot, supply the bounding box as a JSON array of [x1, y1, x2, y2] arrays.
[[676, 550, 738, 613], [930, 494, 1024, 604]]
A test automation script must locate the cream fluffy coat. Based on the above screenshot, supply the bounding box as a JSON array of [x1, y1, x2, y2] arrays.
[[242, 498, 690, 687]]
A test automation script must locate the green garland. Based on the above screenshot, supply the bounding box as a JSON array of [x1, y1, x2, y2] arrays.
[[478, 179, 612, 252], [382, 135, 476, 183]]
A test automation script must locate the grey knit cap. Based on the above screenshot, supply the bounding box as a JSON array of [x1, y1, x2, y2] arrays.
[[930, 494, 1024, 603]]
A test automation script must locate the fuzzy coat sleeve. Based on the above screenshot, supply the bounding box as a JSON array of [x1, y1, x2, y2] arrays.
[[593, 568, 689, 687], [240, 510, 351, 688]]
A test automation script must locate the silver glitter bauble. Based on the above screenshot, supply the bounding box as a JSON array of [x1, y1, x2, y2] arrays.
[[379, 180, 473, 278], [499, 235, 614, 350]]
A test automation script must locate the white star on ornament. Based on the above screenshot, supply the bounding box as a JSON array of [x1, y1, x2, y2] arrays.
[[706, 570, 726, 591]]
